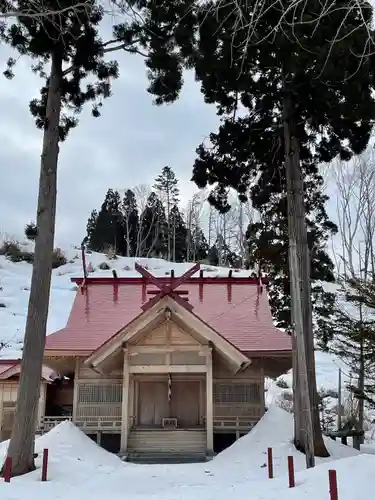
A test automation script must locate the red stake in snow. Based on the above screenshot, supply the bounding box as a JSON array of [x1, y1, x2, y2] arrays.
[[267, 448, 273, 479], [329, 470, 338, 500], [41, 448, 49, 482], [3, 456, 12, 483], [287, 456, 295, 488]]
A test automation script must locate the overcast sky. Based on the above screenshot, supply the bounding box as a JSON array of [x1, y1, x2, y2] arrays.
[[0, 12, 348, 253], [0, 23, 221, 248]]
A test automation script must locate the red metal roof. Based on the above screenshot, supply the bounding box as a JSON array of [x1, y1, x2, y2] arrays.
[[45, 276, 291, 356]]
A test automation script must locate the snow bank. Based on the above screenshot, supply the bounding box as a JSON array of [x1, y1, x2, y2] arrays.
[[0, 420, 123, 473], [209, 406, 360, 482], [35, 420, 122, 467], [0, 407, 373, 500]]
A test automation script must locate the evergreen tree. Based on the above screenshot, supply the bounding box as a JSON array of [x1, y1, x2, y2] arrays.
[[139, 192, 167, 257], [207, 244, 219, 266], [169, 205, 187, 262], [1, 1, 122, 474], [89, 189, 123, 255], [86, 210, 98, 244], [183, 0, 375, 459], [24, 221, 38, 241], [324, 278, 375, 419], [190, 227, 209, 261], [245, 188, 336, 335], [1, 0, 198, 475], [154, 166, 180, 260], [122, 189, 140, 257]]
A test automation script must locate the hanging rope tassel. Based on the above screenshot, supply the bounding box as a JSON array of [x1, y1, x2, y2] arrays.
[[168, 373, 172, 402]]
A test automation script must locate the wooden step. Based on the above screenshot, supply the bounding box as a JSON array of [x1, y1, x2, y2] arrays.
[[128, 429, 206, 454], [127, 450, 207, 464]]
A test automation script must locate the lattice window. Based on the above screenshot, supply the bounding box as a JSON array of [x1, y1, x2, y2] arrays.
[[77, 384, 122, 404], [214, 382, 261, 404], [76, 404, 122, 418]]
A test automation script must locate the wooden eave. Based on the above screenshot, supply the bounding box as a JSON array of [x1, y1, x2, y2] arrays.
[[44, 349, 92, 357], [85, 295, 250, 373]]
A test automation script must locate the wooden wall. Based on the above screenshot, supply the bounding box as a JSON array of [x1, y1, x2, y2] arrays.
[[0, 380, 46, 441]]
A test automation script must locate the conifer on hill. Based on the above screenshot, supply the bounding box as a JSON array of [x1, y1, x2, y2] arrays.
[[154, 166, 180, 261], [184, 0, 375, 460], [1, 0, 194, 476], [122, 189, 140, 258], [1, 1, 123, 475]]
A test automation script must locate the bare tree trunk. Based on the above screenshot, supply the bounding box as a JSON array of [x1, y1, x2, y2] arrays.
[[4, 51, 62, 476], [358, 322, 365, 444], [284, 91, 328, 462], [292, 334, 303, 446]]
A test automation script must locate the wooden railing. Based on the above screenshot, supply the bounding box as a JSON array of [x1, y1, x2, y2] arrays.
[[213, 416, 258, 430], [37, 415, 121, 434], [37, 416, 73, 433], [38, 414, 258, 434], [75, 416, 121, 431]]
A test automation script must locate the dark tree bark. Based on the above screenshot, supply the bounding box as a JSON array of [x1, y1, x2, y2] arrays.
[[3, 50, 62, 476], [283, 91, 329, 461]]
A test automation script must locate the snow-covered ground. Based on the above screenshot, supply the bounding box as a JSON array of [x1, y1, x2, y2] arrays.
[[0, 406, 373, 500]]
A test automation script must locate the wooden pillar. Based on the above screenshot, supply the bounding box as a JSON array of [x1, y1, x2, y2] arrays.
[[121, 349, 130, 452], [37, 383, 47, 429], [72, 358, 80, 423], [206, 347, 214, 454]]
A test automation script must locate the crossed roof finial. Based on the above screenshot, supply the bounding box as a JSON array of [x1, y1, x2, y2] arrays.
[[134, 262, 200, 312]]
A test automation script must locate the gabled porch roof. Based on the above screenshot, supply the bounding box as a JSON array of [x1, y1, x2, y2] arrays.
[[85, 295, 250, 373]]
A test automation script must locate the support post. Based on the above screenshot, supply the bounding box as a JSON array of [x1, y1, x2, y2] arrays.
[[41, 448, 48, 482], [329, 470, 338, 500], [337, 368, 342, 430], [206, 347, 213, 454], [267, 447, 273, 479], [121, 348, 130, 453], [288, 455, 295, 488], [72, 358, 80, 423]]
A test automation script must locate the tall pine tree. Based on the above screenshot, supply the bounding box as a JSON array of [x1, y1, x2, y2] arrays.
[[244, 178, 337, 334], [169, 205, 187, 262], [154, 166, 180, 261], [122, 189, 140, 257], [88, 189, 123, 255], [86, 210, 98, 245], [184, 0, 375, 459], [139, 192, 168, 258], [1, 1, 121, 475]]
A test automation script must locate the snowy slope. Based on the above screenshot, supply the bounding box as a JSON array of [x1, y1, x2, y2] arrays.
[[0, 240, 256, 359], [0, 406, 372, 500]]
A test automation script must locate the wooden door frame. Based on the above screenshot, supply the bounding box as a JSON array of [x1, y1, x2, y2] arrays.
[[134, 375, 205, 427]]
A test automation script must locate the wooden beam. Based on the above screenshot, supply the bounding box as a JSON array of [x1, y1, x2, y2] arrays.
[[72, 358, 80, 424], [206, 349, 214, 454], [128, 345, 206, 354], [129, 365, 207, 374], [120, 350, 130, 452]]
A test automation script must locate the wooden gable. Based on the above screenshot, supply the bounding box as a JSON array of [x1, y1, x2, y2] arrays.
[[133, 320, 201, 347]]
